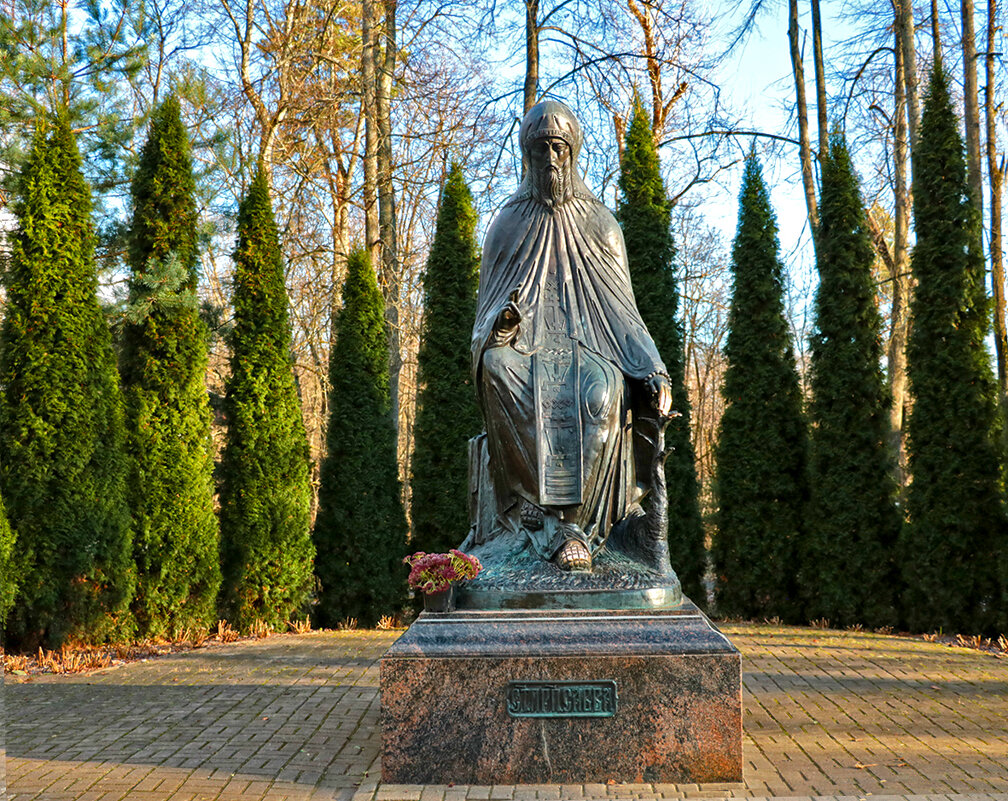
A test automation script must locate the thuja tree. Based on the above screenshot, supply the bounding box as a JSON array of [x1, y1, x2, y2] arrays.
[[120, 96, 219, 638], [0, 488, 14, 627], [313, 249, 408, 627], [802, 135, 901, 628], [616, 100, 705, 603], [712, 154, 808, 622], [218, 168, 314, 631], [901, 64, 1005, 635], [411, 163, 483, 555], [0, 117, 132, 648]]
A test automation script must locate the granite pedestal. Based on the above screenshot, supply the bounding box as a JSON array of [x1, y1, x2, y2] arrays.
[[380, 602, 741, 784]]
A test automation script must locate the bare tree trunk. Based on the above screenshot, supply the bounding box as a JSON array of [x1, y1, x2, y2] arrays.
[[788, 0, 819, 236], [896, 0, 920, 149], [361, 0, 380, 268], [810, 0, 828, 161], [986, 0, 1007, 397], [889, 27, 912, 488], [623, 0, 689, 142], [220, 0, 292, 175], [961, 0, 983, 221], [931, 0, 943, 62], [524, 0, 540, 114], [377, 0, 402, 430]]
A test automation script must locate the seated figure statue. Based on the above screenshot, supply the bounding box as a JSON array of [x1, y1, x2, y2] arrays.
[[462, 99, 681, 607]]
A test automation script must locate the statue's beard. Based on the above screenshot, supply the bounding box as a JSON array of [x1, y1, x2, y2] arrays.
[[532, 163, 571, 208]]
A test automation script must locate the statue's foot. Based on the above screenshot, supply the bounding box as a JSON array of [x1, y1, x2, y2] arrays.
[[554, 538, 591, 572], [520, 501, 544, 531]]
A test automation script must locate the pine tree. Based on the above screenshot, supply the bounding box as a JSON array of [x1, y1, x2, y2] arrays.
[[0, 488, 14, 627], [901, 64, 1006, 635], [712, 154, 809, 622], [411, 164, 483, 556], [617, 100, 706, 603], [0, 117, 132, 648], [802, 135, 901, 628], [313, 249, 408, 627], [120, 96, 220, 638], [218, 168, 314, 631]]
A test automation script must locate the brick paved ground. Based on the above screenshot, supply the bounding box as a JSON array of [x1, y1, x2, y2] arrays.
[[4, 623, 1007, 801]]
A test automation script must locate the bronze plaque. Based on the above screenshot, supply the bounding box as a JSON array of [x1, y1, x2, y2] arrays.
[[506, 680, 618, 718]]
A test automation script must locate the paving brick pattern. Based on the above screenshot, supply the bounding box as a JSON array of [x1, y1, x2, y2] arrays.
[[4, 623, 1007, 801]]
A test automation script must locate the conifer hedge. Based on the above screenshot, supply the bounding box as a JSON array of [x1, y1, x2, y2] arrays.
[[218, 168, 314, 631], [901, 65, 1006, 635], [0, 117, 133, 648], [712, 154, 808, 622], [616, 101, 706, 603], [411, 163, 483, 556], [313, 249, 408, 627], [802, 135, 901, 628], [120, 96, 220, 638], [0, 488, 14, 627]]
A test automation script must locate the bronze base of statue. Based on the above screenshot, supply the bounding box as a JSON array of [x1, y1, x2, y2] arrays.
[[454, 528, 683, 611]]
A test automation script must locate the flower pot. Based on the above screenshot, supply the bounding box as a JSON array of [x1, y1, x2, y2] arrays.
[[423, 586, 453, 613]]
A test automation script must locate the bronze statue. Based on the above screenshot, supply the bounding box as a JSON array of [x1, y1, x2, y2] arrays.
[[462, 100, 681, 607]]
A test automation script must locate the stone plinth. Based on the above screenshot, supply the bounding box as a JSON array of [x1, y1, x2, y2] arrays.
[[380, 602, 741, 784]]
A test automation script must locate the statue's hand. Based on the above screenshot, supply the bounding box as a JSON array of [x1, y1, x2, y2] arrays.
[[493, 300, 521, 338], [646, 372, 673, 417]]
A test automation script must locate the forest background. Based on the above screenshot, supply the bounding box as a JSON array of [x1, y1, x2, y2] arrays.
[[0, 0, 1005, 562]]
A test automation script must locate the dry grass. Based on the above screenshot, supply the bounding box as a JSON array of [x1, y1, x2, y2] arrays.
[[249, 619, 273, 639], [2, 610, 413, 678], [288, 617, 312, 634], [5, 653, 30, 672], [919, 630, 1008, 656], [216, 620, 240, 643]]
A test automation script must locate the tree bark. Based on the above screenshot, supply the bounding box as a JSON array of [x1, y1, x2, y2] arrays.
[[810, 0, 828, 161], [962, 0, 983, 223], [625, 0, 689, 142], [524, 0, 540, 114], [895, 0, 920, 149], [889, 25, 912, 488], [931, 0, 942, 62], [986, 0, 1006, 396], [377, 0, 402, 430], [788, 0, 819, 236], [361, 0, 380, 268]]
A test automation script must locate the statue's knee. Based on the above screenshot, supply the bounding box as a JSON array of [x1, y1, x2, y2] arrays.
[[481, 345, 527, 384], [482, 346, 508, 376], [582, 361, 620, 420]]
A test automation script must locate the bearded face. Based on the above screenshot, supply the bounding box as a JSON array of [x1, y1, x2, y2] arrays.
[[528, 137, 572, 208]]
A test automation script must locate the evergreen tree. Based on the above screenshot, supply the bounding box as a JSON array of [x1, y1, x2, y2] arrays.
[[712, 154, 808, 622], [218, 168, 314, 631], [802, 135, 901, 628], [0, 118, 132, 648], [313, 249, 408, 627], [901, 64, 1006, 635], [120, 96, 220, 638], [0, 488, 14, 627], [617, 100, 706, 603], [411, 163, 483, 555]]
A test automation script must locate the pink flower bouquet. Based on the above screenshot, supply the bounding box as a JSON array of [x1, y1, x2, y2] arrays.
[[403, 549, 482, 594]]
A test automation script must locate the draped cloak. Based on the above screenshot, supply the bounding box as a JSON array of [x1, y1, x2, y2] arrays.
[[471, 180, 667, 558]]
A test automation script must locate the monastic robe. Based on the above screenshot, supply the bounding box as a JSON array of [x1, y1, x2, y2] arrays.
[[471, 185, 667, 558]]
